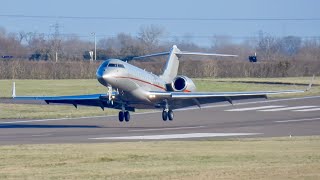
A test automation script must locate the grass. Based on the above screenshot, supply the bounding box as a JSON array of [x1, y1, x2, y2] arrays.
[[0, 79, 106, 97], [0, 136, 319, 179], [0, 77, 319, 119], [193, 76, 320, 97]]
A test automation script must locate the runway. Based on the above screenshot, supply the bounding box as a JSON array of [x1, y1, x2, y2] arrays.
[[0, 96, 319, 145]]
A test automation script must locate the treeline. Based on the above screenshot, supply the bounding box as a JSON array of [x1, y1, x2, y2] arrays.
[[0, 61, 99, 79], [0, 60, 319, 79], [1, 25, 320, 62]]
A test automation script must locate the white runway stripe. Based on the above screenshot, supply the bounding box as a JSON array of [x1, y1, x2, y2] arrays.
[[293, 107, 320, 112], [275, 117, 320, 123], [225, 105, 285, 112], [129, 126, 205, 132], [259, 106, 318, 112], [90, 133, 261, 140]]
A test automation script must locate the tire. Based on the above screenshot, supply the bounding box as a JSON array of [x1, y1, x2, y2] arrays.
[[118, 111, 124, 122], [162, 111, 168, 121], [124, 111, 130, 122], [168, 110, 174, 121]]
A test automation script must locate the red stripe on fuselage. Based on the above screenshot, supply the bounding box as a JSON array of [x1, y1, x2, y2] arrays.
[[114, 76, 192, 92], [114, 76, 167, 91]]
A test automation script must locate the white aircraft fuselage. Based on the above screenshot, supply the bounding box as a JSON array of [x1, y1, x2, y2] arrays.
[[96, 58, 187, 104]]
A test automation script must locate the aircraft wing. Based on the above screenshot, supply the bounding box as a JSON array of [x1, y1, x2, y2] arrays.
[[13, 94, 114, 110], [149, 89, 306, 109]]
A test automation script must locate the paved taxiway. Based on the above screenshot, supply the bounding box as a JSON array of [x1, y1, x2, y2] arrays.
[[0, 96, 319, 145]]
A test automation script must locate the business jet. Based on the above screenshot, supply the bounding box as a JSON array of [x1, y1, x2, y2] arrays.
[[12, 45, 312, 122]]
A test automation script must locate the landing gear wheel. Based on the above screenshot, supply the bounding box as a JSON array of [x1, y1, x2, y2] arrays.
[[162, 111, 168, 121], [118, 111, 124, 122], [124, 111, 130, 122], [168, 110, 174, 121]]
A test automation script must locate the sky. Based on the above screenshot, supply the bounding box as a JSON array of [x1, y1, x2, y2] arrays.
[[0, 0, 319, 46]]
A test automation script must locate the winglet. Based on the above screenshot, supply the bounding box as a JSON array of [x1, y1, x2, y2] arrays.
[[12, 82, 16, 98], [306, 75, 315, 91]]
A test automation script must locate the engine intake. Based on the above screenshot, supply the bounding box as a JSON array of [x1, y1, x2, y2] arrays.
[[171, 76, 196, 92]]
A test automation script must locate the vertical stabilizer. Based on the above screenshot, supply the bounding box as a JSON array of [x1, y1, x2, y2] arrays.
[[160, 45, 181, 83]]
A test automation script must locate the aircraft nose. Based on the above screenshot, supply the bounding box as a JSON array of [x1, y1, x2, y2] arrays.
[[102, 71, 112, 80], [96, 67, 104, 80], [96, 66, 114, 85], [96, 64, 111, 86]]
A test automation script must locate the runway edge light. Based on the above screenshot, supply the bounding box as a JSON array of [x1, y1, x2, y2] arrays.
[[306, 75, 315, 91], [12, 82, 16, 98]]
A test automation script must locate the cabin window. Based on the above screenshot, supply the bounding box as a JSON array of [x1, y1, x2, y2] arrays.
[[118, 64, 125, 68]]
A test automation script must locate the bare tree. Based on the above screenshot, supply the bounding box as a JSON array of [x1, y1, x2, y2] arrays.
[[211, 35, 232, 51], [61, 35, 92, 61], [279, 36, 301, 56], [138, 25, 165, 51]]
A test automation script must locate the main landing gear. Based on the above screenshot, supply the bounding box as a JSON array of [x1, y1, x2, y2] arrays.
[[162, 100, 173, 121], [118, 111, 130, 122], [162, 110, 174, 121]]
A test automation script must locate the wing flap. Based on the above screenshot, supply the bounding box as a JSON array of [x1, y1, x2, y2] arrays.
[[149, 89, 305, 109], [149, 89, 304, 100], [170, 90, 304, 99]]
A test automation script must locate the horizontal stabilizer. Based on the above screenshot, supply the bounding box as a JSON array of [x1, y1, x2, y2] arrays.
[[177, 51, 238, 57], [132, 52, 170, 60], [132, 45, 238, 60]]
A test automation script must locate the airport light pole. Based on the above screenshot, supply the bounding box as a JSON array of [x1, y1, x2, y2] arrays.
[[91, 32, 97, 61]]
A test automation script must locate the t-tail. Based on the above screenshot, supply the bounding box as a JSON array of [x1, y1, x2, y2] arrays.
[[133, 45, 238, 83], [160, 45, 181, 83]]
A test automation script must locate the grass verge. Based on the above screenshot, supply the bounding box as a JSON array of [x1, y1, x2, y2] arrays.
[[0, 136, 319, 180]]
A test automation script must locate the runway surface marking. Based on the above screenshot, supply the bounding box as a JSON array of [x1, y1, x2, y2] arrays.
[[294, 107, 320, 112], [259, 106, 318, 112], [128, 126, 206, 132], [225, 105, 285, 112], [0, 111, 158, 124], [275, 117, 320, 123], [31, 134, 52, 137], [90, 133, 261, 140]]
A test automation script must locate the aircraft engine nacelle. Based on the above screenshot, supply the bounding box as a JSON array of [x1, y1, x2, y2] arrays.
[[171, 76, 196, 92]]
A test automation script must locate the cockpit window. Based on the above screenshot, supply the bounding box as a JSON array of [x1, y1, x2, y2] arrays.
[[107, 63, 125, 68], [108, 63, 117, 67]]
